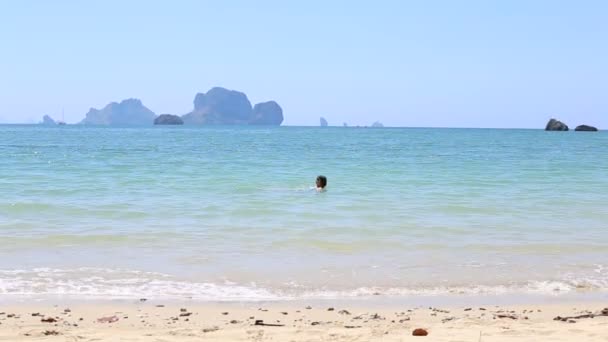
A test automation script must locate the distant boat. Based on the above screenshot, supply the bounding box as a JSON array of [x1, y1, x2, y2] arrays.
[[57, 108, 67, 125]]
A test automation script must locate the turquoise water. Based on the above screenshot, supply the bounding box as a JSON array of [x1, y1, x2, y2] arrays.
[[1, 125, 607, 301]]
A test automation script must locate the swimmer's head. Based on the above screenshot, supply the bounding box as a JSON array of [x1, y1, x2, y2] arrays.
[[316, 175, 327, 189]]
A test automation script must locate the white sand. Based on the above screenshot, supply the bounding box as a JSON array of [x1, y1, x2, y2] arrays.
[[1, 300, 607, 341]]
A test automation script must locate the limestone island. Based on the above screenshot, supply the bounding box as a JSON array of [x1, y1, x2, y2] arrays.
[[181, 87, 282, 125], [78, 87, 283, 126], [80, 99, 156, 125], [40, 115, 57, 125]]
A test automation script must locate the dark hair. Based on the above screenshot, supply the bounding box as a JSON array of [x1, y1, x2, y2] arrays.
[[316, 175, 327, 188]]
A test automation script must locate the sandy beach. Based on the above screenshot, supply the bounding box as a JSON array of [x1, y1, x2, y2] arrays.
[[0, 300, 607, 341], [3, 0, 608, 339]]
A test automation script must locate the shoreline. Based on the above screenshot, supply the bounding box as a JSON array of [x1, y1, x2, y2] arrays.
[[2, 289, 607, 306], [1, 299, 607, 341]]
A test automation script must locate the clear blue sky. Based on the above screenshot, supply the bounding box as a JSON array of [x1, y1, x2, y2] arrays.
[[0, 0, 606, 127]]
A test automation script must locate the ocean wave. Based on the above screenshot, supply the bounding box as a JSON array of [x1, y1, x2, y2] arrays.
[[0, 268, 280, 301], [1, 267, 607, 301]]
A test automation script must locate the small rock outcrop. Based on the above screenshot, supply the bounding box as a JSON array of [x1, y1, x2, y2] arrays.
[[41, 115, 56, 125], [575, 125, 598, 132], [320, 117, 328, 127], [545, 118, 569, 131], [80, 99, 156, 125], [371, 121, 384, 128], [250, 101, 283, 125], [154, 114, 183, 125]]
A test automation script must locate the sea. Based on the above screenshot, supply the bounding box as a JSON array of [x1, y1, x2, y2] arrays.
[[1, 125, 607, 303]]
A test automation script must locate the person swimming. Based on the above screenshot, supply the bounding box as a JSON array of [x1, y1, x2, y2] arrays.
[[315, 175, 327, 192]]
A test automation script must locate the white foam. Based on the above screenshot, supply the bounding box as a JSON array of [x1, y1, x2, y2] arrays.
[[1, 267, 607, 301], [0, 268, 281, 301]]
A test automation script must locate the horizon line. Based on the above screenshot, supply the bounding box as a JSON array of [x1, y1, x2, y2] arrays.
[[0, 123, 603, 130]]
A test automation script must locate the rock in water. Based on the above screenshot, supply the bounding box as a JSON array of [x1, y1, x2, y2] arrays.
[[250, 101, 283, 125], [154, 114, 183, 125], [320, 117, 328, 127], [545, 118, 569, 131], [575, 125, 598, 132], [80, 99, 156, 125]]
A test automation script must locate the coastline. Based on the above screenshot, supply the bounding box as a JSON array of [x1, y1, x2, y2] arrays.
[[1, 298, 607, 341], [2, 126, 608, 340]]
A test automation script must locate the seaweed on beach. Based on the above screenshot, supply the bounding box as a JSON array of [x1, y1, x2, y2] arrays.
[[554, 308, 608, 322]]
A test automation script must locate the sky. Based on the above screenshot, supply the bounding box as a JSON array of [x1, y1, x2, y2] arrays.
[[0, 0, 606, 128]]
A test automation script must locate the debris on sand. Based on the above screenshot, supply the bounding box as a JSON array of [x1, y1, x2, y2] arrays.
[[96, 315, 119, 323], [412, 328, 428, 336]]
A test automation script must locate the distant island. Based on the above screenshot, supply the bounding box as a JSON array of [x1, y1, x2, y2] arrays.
[[80, 99, 156, 125], [74, 87, 283, 126], [41, 115, 56, 125], [37, 98, 601, 130]]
